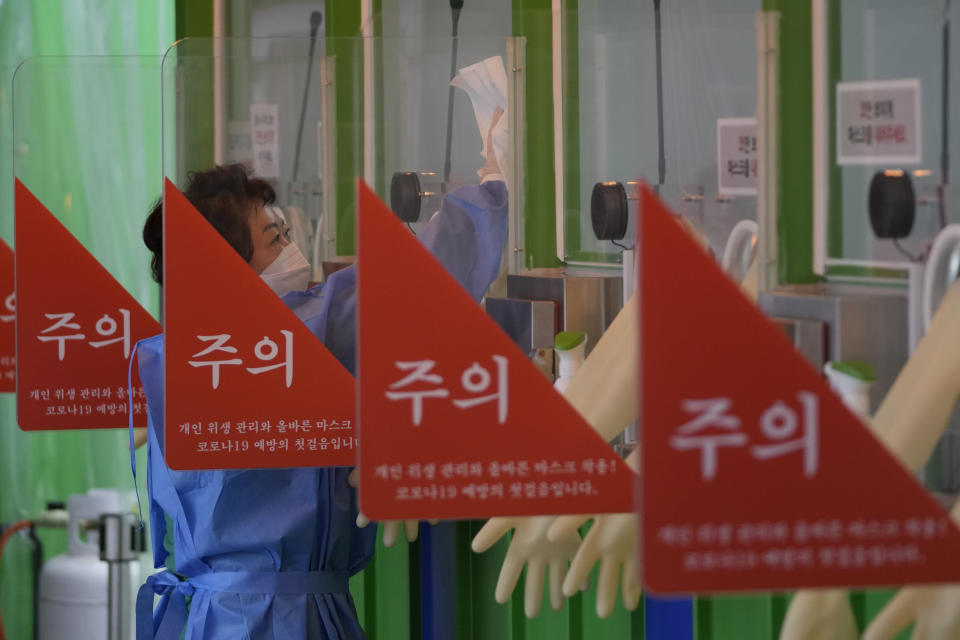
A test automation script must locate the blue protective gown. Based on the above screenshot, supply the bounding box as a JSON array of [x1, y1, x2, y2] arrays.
[[136, 180, 508, 640]]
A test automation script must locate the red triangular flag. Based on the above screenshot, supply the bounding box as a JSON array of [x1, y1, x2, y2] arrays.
[[638, 183, 960, 591], [163, 179, 357, 469], [0, 239, 15, 392], [15, 179, 162, 429], [357, 179, 633, 520]]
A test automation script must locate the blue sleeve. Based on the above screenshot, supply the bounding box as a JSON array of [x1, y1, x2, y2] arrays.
[[284, 180, 509, 374], [417, 180, 509, 302]]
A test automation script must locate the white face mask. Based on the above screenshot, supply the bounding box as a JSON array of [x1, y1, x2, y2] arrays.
[[260, 242, 311, 297]]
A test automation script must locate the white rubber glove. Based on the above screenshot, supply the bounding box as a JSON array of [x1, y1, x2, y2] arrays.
[[777, 590, 858, 640], [862, 585, 960, 640], [784, 281, 960, 639], [348, 467, 433, 547], [547, 511, 640, 619], [546, 450, 641, 619], [471, 515, 581, 618], [355, 512, 422, 547], [861, 499, 960, 640]]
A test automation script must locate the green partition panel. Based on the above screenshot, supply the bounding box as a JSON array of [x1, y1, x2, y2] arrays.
[[350, 524, 413, 640], [513, 0, 561, 269], [325, 0, 362, 255]]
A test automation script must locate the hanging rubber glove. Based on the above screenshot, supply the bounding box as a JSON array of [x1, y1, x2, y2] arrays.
[[871, 278, 960, 472], [783, 280, 960, 639], [861, 499, 960, 640], [347, 467, 434, 547], [468, 216, 732, 618], [739, 253, 759, 302], [863, 586, 960, 640], [356, 512, 422, 547], [469, 299, 638, 616], [777, 590, 858, 640], [547, 449, 641, 619], [471, 515, 582, 618]]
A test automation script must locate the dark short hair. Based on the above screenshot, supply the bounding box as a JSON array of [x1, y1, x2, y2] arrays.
[[143, 164, 276, 284]]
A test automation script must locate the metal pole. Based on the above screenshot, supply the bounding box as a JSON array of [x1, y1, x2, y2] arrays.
[[100, 513, 142, 640], [653, 0, 666, 186], [293, 11, 324, 184], [443, 2, 464, 191], [106, 562, 132, 640]]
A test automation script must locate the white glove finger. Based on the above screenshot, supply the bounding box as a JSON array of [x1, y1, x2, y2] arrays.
[[472, 518, 515, 553], [596, 554, 620, 619], [597, 513, 636, 547], [524, 557, 546, 619], [780, 589, 856, 640], [382, 521, 400, 548], [548, 557, 567, 611], [622, 554, 642, 611], [428, 519, 439, 525], [494, 544, 526, 604], [863, 588, 923, 640], [347, 467, 359, 487], [548, 515, 589, 543], [564, 528, 601, 597], [356, 512, 371, 528], [404, 519, 419, 543]]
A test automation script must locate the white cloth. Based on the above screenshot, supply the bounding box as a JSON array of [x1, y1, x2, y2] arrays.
[[450, 56, 512, 197]]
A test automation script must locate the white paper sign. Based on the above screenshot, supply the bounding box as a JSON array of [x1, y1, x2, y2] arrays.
[[836, 79, 921, 165], [227, 120, 253, 166], [250, 104, 280, 178], [716, 118, 758, 196]]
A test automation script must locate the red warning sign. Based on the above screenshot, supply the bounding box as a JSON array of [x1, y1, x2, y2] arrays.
[[15, 180, 162, 429], [163, 179, 357, 470], [638, 183, 960, 592], [357, 179, 633, 520], [0, 239, 16, 392]]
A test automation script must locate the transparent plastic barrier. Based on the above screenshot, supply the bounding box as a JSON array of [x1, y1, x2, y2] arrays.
[[566, 2, 766, 268], [829, 0, 959, 268], [163, 36, 523, 279], [13, 56, 163, 308], [8, 53, 161, 632], [162, 37, 360, 277]]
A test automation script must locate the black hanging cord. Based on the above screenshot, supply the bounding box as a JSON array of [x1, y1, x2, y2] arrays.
[[893, 238, 925, 262], [292, 11, 324, 184], [653, 0, 666, 186], [443, 1, 464, 193]]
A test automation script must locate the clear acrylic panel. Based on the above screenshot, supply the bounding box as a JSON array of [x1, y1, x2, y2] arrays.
[[1, 64, 13, 245], [372, 35, 525, 277], [829, 0, 960, 268], [162, 36, 522, 281], [13, 56, 163, 310], [162, 37, 361, 277], [567, 1, 763, 267]]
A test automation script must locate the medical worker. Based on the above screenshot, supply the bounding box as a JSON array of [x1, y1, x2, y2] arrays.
[[134, 113, 506, 639]]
